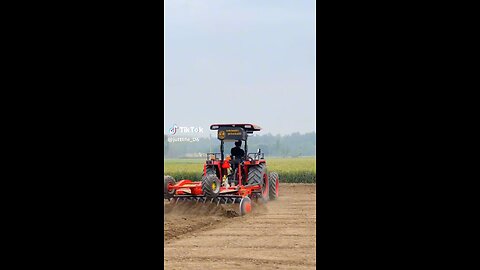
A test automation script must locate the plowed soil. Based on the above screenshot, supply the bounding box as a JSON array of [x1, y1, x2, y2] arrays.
[[164, 184, 316, 270]]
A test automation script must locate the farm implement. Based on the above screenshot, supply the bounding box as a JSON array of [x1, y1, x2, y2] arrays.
[[164, 124, 280, 215]]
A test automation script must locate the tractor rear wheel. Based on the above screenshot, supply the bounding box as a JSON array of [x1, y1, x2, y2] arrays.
[[268, 172, 279, 200], [205, 166, 217, 176], [202, 174, 221, 199], [164, 175, 176, 199], [247, 164, 269, 202]]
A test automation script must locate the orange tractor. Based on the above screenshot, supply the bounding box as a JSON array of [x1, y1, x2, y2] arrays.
[[164, 124, 279, 215]]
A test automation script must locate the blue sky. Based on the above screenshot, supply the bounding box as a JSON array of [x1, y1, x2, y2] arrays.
[[165, 0, 316, 136]]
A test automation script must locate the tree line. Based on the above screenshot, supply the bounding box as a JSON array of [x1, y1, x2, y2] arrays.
[[164, 132, 316, 158]]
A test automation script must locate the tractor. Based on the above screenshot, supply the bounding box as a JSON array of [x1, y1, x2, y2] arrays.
[[164, 123, 280, 215]]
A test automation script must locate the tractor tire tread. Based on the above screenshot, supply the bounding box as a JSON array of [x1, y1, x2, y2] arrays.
[[202, 174, 220, 199], [269, 172, 279, 200], [164, 175, 176, 199], [247, 164, 269, 201]]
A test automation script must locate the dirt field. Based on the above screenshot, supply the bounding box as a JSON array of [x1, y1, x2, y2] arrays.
[[164, 184, 316, 270]]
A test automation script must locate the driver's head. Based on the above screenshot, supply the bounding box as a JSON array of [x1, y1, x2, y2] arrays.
[[235, 140, 242, 147]]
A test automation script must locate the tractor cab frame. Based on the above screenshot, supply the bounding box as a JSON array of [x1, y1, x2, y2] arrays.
[[205, 124, 265, 186]]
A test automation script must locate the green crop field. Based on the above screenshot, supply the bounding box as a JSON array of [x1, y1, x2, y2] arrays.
[[164, 157, 316, 183]]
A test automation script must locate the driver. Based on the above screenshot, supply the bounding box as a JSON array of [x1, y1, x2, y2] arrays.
[[231, 140, 245, 160], [229, 140, 245, 181]]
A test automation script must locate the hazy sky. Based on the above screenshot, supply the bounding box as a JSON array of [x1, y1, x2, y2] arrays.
[[164, 0, 316, 136]]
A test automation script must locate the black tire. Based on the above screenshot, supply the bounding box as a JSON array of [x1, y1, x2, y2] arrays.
[[269, 172, 279, 200], [247, 164, 268, 201], [239, 196, 252, 216], [164, 175, 176, 199], [202, 174, 221, 199], [205, 166, 216, 177]]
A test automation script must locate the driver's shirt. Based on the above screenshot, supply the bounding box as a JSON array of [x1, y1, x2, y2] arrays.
[[231, 147, 245, 160]]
